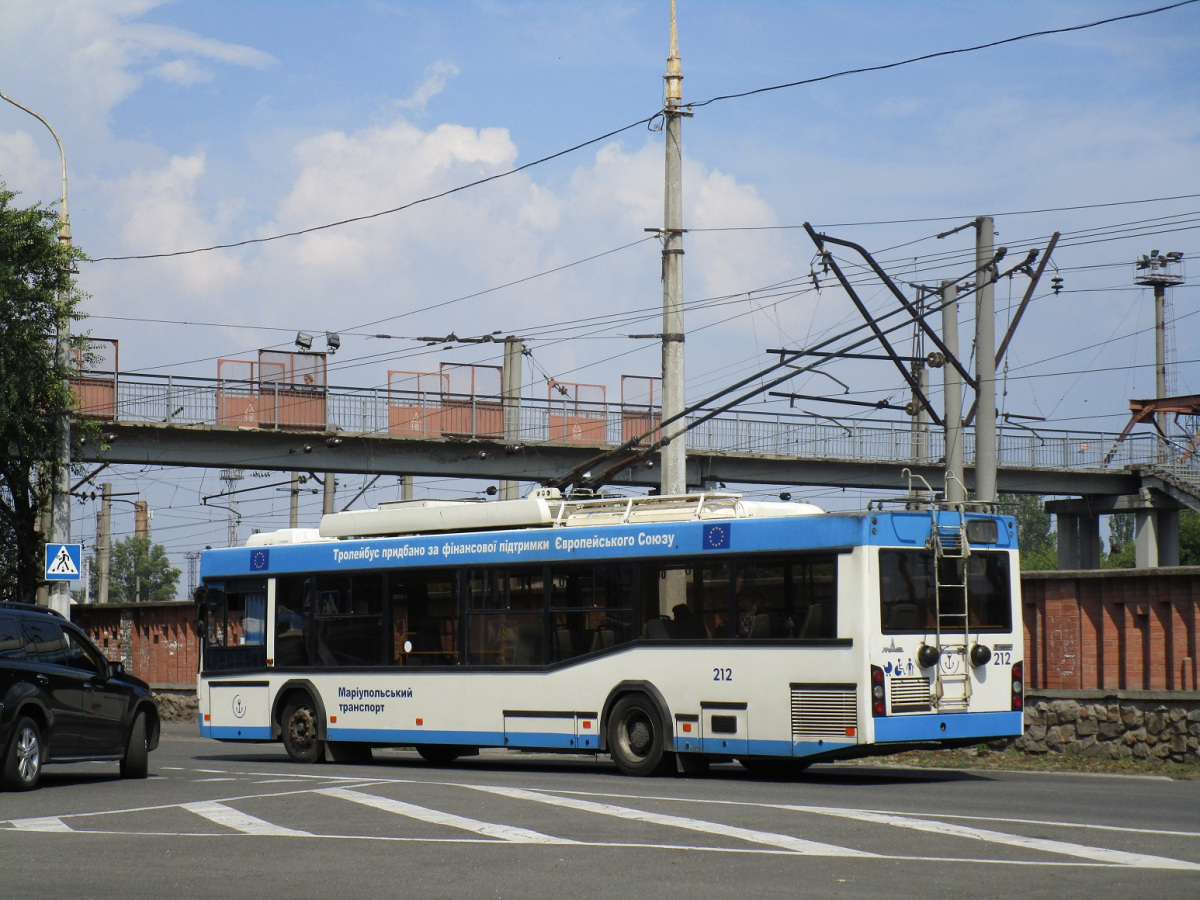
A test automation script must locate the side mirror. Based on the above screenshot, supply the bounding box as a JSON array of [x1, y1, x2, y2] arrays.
[[108, 660, 126, 679], [192, 585, 208, 636]]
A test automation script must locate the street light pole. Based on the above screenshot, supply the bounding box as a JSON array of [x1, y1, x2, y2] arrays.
[[660, 0, 687, 497], [1, 91, 73, 616]]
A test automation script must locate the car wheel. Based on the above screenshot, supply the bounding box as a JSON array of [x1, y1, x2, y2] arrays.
[[3, 717, 44, 791], [120, 712, 149, 778]]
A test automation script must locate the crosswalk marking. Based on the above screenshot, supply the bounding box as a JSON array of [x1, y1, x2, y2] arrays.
[[466, 785, 874, 857], [182, 800, 313, 836], [318, 787, 572, 844], [9, 816, 72, 832], [779, 804, 1200, 871], [4, 770, 1196, 871]]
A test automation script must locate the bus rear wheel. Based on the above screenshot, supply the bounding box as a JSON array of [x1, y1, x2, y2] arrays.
[[281, 698, 324, 763], [607, 693, 673, 776]]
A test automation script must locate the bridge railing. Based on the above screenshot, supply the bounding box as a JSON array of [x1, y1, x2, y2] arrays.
[[79, 372, 1194, 477]]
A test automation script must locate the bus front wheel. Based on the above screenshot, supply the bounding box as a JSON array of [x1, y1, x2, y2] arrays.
[[607, 693, 672, 776], [281, 698, 324, 764]]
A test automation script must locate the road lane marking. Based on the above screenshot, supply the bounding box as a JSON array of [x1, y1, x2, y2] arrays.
[[182, 800, 313, 836], [9, 817, 72, 832], [464, 785, 874, 857], [777, 804, 1200, 871], [318, 787, 571, 844]]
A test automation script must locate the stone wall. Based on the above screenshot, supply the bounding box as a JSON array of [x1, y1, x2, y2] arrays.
[[1016, 690, 1200, 764], [153, 689, 199, 724]]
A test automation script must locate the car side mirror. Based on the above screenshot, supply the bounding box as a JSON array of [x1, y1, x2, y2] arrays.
[[108, 660, 126, 679]]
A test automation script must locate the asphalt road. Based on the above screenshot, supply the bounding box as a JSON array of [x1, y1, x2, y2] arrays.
[[2, 724, 1198, 899]]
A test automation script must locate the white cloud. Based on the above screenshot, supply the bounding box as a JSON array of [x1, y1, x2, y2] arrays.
[[150, 59, 216, 86], [396, 61, 460, 111], [90, 153, 244, 309]]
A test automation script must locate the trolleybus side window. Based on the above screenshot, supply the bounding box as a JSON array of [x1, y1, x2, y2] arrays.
[[200, 579, 268, 672], [465, 567, 546, 665], [547, 562, 637, 661], [647, 555, 837, 640], [879, 549, 1012, 633], [736, 555, 838, 639], [312, 572, 385, 667], [392, 570, 459, 666]]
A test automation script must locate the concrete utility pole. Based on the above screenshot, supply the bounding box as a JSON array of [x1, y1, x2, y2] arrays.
[[95, 483, 112, 606], [941, 282, 966, 503], [134, 500, 149, 538], [289, 473, 301, 528], [660, 0, 687, 496], [322, 473, 337, 516], [500, 337, 524, 501], [2, 91, 73, 615], [974, 216, 997, 504]]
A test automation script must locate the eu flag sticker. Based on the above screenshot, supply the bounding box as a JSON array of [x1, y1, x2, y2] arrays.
[[703, 523, 730, 550], [251, 548, 270, 571]]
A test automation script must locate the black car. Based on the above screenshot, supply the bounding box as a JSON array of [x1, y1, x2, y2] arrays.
[[0, 602, 160, 790]]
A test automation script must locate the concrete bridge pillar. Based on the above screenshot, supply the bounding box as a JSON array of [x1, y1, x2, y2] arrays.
[[1052, 510, 1102, 570], [1135, 507, 1180, 568]]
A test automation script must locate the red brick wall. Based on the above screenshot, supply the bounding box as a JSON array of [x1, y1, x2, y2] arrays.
[[70, 572, 1200, 693], [71, 602, 199, 687], [1021, 569, 1200, 692]]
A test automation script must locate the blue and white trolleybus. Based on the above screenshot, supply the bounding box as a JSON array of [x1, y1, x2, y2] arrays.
[[194, 489, 1024, 775]]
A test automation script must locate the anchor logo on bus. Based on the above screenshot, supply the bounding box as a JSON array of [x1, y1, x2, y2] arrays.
[[939, 651, 962, 675], [232, 694, 247, 719]]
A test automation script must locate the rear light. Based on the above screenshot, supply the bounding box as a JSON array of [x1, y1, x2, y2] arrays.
[[1011, 661, 1024, 711], [870, 665, 886, 717]]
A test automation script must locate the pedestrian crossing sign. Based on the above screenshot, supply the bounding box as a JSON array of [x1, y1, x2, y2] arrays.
[[45, 543, 82, 581]]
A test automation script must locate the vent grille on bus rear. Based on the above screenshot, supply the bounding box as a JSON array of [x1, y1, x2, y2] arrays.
[[790, 687, 858, 739], [889, 676, 932, 713]]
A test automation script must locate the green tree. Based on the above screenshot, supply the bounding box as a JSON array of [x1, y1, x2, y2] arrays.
[[1002, 493, 1057, 570], [92, 536, 182, 603], [1103, 512, 1136, 569], [1180, 509, 1200, 566], [1104, 508, 1200, 567], [0, 185, 88, 602]]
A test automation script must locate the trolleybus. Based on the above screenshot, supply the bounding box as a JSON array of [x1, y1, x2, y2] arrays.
[[194, 489, 1024, 775]]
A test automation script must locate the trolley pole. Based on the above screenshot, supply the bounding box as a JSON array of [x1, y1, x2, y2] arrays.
[[660, 0, 687, 497]]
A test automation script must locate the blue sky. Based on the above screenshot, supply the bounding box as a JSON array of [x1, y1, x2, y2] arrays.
[[2, 1, 1198, 583]]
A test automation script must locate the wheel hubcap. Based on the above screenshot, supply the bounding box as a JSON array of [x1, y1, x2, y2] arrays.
[[289, 709, 316, 749], [626, 717, 652, 757], [16, 727, 39, 783]]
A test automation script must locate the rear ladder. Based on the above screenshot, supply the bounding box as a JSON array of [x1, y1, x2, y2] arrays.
[[928, 506, 972, 710]]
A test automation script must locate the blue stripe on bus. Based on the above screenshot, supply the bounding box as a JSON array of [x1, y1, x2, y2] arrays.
[[201, 724, 272, 740], [330, 727, 503, 746], [873, 710, 1023, 743]]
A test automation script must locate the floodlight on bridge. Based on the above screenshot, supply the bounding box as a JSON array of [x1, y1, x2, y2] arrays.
[[295, 331, 313, 350]]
